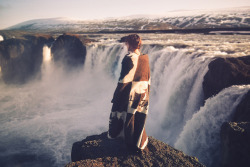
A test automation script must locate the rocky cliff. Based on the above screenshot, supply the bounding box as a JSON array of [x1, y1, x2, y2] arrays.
[[203, 55, 250, 166], [0, 35, 54, 84], [203, 55, 250, 100], [66, 132, 204, 167], [220, 90, 250, 167], [51, 34, 86, 68], [233, 90, 250, 122], [0, 33, 89, 84], [220, 122, 250, 167]]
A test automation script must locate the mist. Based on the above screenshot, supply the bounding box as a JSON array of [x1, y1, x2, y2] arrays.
[[0, 34, 250, 166]]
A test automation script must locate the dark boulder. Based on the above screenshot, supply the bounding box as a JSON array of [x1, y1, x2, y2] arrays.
[[51, 34, 86, 68], [66, 132, 204, 167], [203, 55, 250, 100], [220, 122, 250, 167], [0, 35, 54, 84], [233, 90, 250, 122]]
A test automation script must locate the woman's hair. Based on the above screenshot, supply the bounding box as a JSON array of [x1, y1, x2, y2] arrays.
[[125, 34, 142, 51]]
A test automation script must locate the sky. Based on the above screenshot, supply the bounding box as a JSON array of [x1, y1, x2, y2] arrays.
[[0, 0, 249, 29]]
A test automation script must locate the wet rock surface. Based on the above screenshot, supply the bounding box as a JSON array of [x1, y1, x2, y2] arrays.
[[51, 34, 86, 68], [0, 35, 54, 84], [220, 122, 250, 167], [233, 90, 250, 122], [203, 55, 250, 100]]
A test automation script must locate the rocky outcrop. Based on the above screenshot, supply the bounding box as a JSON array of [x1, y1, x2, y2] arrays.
[[220, 91, 250, 166], [66, 132, 204, 167], [233, 90, 250, 122], [51, 34, 86, 68], [203, 56, 250, 166], [0, 35, 54, 84], [203, 55, 250, 100], [220, 122, 250, 167]]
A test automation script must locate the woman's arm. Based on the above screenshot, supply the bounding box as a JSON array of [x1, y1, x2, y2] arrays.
[[112, 55, 134, 104]]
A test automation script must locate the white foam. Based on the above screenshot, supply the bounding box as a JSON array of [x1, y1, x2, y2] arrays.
[[147, 47, 212, 144], [43, 45, 51, 62], [175, 85, 250, 167]]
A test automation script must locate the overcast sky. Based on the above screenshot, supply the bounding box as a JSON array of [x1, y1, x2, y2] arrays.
[[0, 0, 249, 29]]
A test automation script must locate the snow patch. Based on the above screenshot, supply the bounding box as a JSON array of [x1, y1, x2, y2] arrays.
[[6, 6, 250, 31]]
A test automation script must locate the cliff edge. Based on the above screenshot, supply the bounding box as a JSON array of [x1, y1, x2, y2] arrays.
[[221, 122, 250, 167], [66, 132, 204, 167]]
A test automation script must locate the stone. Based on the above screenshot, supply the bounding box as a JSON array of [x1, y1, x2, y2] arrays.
[[203, 55, 250, 100], [51, 34, 86, 68], [220, 122, 250, 167], [233, 90, 250, 122], [0, 35, 54, 84], [66, 132, 204, 167]]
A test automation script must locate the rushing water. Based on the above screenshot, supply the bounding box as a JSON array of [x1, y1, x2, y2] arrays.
[[0, 34, 250, 167]]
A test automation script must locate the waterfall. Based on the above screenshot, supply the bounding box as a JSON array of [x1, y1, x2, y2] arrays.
[[0, 35, 3, 42], [83, 44, 213, 146], [84, 43, 127, 78], [0, 37, 248, 167], [175, 85, 250, 167], [84, 43, 249, 167], [43, 45, 51, 62], [145, 46, 211, 145]]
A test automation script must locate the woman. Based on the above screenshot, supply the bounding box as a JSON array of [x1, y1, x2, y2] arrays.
[[108, 34, 150, 151]]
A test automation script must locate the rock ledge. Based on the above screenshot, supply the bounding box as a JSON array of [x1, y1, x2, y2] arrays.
[[66, 132, 204, 167]]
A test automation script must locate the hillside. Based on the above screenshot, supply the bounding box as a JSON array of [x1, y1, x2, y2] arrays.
[[6, 6, 250, 33]]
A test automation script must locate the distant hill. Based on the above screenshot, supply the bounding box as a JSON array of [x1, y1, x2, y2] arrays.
[[7, 6, 250, 33]]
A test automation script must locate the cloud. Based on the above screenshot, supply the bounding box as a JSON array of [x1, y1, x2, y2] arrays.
[[0, 4, 11, 10]]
